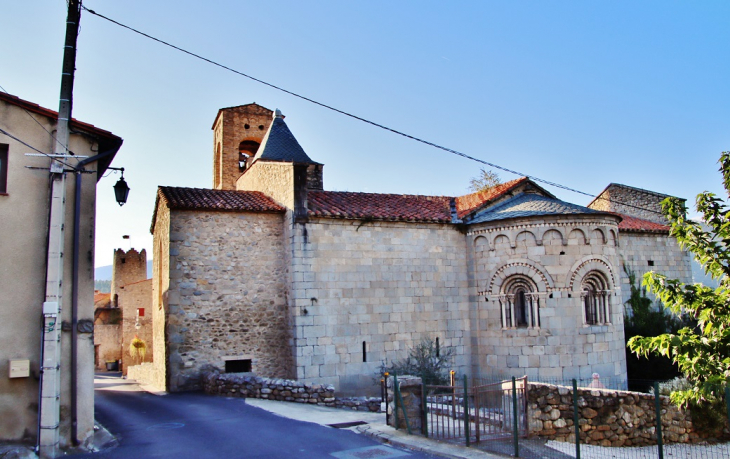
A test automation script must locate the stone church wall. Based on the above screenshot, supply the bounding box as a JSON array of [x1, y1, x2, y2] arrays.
[[589, 184, 672, 225], [618, 232, 693, 307], [292, 218, 471, 396], [164, 210, 292, 391], [469, 215, 628, 386]]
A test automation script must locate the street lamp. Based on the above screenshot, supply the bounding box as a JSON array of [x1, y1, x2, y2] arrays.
[[109, 167, 130, 206]]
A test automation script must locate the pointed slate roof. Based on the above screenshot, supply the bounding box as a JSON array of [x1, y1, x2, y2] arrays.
[[454, 177, 557, 221], [252, 111, 317, 164], [469, 193, 605, 224]]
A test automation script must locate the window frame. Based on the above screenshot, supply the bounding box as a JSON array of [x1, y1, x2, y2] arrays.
[[499, 275, 540, 329], [581, 272, 611, 326], [0, 143, 8, 194]]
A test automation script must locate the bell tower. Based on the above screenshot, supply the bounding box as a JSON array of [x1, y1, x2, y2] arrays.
[[212, 103, 274, 190]]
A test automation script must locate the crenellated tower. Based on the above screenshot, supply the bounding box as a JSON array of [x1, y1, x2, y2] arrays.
[[110, 248, 147, 306]]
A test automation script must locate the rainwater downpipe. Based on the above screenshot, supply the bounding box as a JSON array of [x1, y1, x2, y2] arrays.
[[70, 139, 123, 444]]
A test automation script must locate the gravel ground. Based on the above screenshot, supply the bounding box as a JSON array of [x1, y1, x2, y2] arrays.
[[546, 440, 730, 459]]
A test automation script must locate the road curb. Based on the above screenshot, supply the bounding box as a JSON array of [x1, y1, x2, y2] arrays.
[[355, 424, 498, 459]]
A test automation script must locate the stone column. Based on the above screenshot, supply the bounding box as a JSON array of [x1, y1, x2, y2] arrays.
[[386, 375, 422, 432]]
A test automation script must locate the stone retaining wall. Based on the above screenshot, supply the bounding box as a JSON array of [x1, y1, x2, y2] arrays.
[[202, 370, 381, 412], [528, 382, 712, 446]]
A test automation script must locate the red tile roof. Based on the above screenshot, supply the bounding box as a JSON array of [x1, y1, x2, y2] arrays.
[[308, 191, 453, 223], [614, 213, 670, 233], [454, 177, 529, 219], [0, 91, 119, 140], [158, 187, 285, 213], [94, 292, 111, 303]]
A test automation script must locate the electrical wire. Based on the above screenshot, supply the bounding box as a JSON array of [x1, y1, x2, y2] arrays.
[[81, 5, 667, 217], [0, 85, 72, 156], [0, 127, 78, 170]]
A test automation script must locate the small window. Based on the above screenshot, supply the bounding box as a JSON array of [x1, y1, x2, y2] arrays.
[[225, 359, 252, 373], [648, 260, 654, 267], [362, 341, 367, 363], [0, 144, 8, 194]]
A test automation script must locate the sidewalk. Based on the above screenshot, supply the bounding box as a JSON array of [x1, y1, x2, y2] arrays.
[[246, 398, 501, 459]]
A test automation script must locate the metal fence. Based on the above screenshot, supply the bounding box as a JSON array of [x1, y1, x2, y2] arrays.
[[388, 375, 730, 459]]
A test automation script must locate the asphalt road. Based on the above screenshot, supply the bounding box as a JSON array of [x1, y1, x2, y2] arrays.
[[72, 375, 443, 459]]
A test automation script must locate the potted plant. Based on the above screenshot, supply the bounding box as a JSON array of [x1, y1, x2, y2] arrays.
[[129, 335, 147, 363]]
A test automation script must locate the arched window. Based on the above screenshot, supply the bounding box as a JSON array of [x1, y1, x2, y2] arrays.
[[499, 276, 540, 329], [238, 140, 260, 171], [581, 271, 611, 325]]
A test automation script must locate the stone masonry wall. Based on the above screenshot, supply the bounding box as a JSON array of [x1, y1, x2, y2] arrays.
[[110, 248, 147, 306], [292, 218, 471, 396], [386, 375, 422, 431], [528, 382, 717, 446], [588, 184, 675, 225], [468, 215, 628, 384], [618, 232, 693, 307], [151, 201, 171, 391], [202, 369, 381, 411], [236, 161, 295, 209], [120, 279, 153, 375], [165, 210, 292, 391], [94, 324, 121, 369], [213, 104, 273, 190]]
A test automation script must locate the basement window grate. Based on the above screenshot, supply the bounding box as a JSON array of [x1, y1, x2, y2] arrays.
[[225, 359, 252, 373]]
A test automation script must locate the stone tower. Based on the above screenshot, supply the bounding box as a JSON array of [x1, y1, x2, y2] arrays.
[[211, 103, 274, 190], [110, 248, 147, 306]]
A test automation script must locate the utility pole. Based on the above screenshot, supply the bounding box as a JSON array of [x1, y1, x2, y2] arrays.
[[39, 1, 81, 457]]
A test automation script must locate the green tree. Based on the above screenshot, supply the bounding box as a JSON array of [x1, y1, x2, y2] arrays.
[[469, 168, 501, 193], [628, 151, 730, 408], [623, 265, 681, 392]]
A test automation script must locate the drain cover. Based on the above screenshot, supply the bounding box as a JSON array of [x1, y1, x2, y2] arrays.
[[327, 421, 368, 429]]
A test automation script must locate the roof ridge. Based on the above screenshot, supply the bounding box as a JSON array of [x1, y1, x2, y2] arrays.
[[310, 190, 452, 200]]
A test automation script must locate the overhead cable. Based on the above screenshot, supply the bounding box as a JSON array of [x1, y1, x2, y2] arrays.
[[0, 127, 78, 170], [81, 5, 666, 216]]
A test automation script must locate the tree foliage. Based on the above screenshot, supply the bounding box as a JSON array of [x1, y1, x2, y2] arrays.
[[628, 151, 730, 408], [469, 168, 502, 193], [623, 265, 682, 391], [623, 265, 682, 339]]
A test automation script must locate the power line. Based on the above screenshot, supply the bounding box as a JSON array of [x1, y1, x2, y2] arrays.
[[0, 127, 78, 170], [0, 84, 71, 156], [80, 5, 666, 217]]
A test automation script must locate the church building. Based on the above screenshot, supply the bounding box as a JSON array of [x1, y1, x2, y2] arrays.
[[144, 103, 692, 395]]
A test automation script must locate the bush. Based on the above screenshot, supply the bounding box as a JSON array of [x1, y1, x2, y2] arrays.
[[379, 337, 455, 386]]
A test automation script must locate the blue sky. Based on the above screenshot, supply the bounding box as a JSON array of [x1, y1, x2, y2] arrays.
[[2, 1, 729, 267]]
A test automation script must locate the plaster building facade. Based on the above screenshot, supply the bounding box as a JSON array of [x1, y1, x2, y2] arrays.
[[142, 103, 691, 396], [0, 92, 122, 448]]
